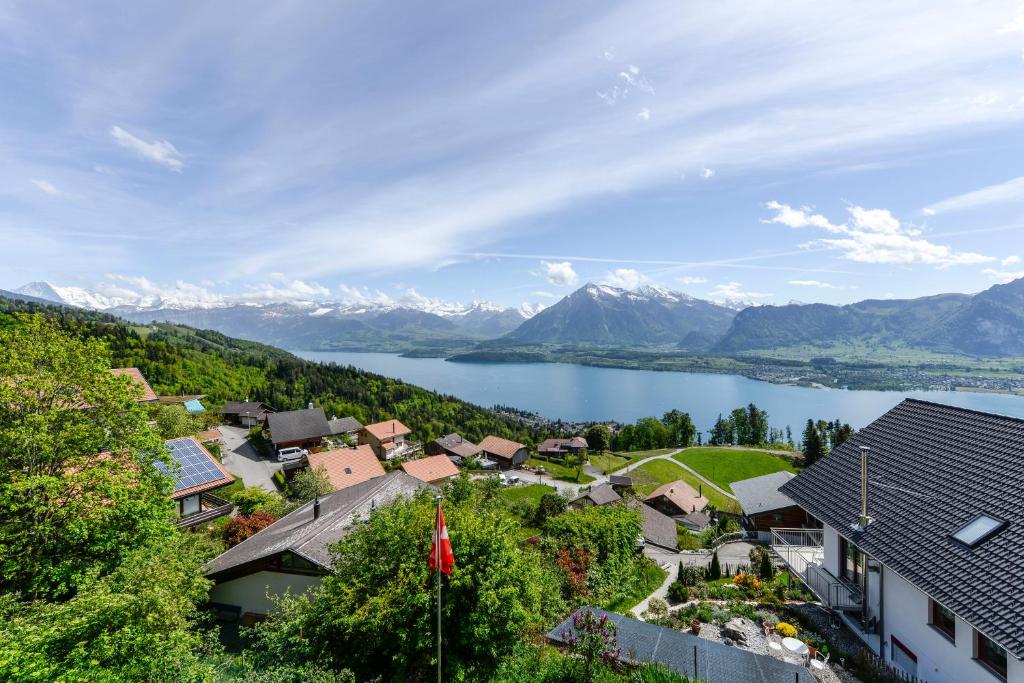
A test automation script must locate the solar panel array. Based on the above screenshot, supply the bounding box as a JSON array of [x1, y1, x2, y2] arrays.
[[159, 438, 226, 493]]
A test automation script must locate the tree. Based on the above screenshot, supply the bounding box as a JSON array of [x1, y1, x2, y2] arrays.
[[533, 491, 568, 528], [661, 410, 696, 447], [708, 414, 732, 446], [585, 424, 610, 453], [802, 419, 824, 466], [232, 487, 289, 517], [707, 549, 722, 581], [759, 548, 774, 580], [444, 471, 475, 505], [745, 403, 769, 446], [289, 465, 334, 503], [730, 408, 749, 445], [153, 404, 204, 440], [0, 314, 174, 599], [224, 511, 278, 547]]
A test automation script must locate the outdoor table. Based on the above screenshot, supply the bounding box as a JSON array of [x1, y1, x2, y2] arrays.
[[782, 637, 809, 659]]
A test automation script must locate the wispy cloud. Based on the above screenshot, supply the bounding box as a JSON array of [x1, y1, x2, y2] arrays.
[[982, 268, 1024, 284], [700, 167, 715, 180], [788, 279, 841, 289], [542, 261, 578, 286], [29, 179, 59, 196], [1003, 255, 1022, 266], [922, 176, 1024, 215], [678, 276, 708, 285], [109, 126, 184, 172], [531, 290, 557, 298], [709, 281, 772, 301], [602, 268, 648, 290]]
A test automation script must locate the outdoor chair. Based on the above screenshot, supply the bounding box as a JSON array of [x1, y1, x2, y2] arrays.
[[808, 649, 831, 677]]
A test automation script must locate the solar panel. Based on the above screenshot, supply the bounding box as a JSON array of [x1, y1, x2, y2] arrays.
[[158, 438, 226, 493]]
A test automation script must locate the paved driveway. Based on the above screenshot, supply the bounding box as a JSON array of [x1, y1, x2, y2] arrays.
[[218, 424, 281, 492]]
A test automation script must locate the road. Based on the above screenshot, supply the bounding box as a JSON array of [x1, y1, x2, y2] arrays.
[[217, 424, 281, 492]]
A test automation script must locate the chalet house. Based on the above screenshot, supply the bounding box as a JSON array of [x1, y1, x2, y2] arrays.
[[267, 407, 332, 451], [219, 401, 275, 427], [569, 483, 621, 509], [425, 433, 481, 465], [644, 480, 708, 518], [110, 367, 158, 402], [401, 454, 460, 485], [205, 472, 427, 619], [568, 485, 678, 550], [158, 437, 234, 527], [478, 435, 530, 469], [306, 444, 386, 492], [731, 471, 812, 539], [774, 400, 1024, 683], [359, 419, 417, 460], [537, 436, 588, 459], [328, 416, 363, 439]]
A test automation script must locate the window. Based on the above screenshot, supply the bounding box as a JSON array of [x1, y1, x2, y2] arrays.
[[839, 537, 864, 586], [891, 636, 918, 678], [929, 599, 956, 642], [976, 632, 1008, 681], [181, 494, 200, 517], [952, 514, 1006, 548]]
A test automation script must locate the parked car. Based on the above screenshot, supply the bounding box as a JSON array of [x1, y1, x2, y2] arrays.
[[277, 446, 308, 462]]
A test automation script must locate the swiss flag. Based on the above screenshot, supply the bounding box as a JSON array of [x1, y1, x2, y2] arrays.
[[430, 506, 455, 576]]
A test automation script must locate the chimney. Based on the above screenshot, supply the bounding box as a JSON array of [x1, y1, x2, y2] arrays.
[[859, 446, 871, 529], [313, 494, 321, 520]]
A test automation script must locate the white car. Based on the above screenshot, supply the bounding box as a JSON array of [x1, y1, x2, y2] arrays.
[[277, 446, 308, 462]]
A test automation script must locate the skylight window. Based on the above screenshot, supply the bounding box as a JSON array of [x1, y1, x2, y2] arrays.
[[951, 515, 1006, 548]]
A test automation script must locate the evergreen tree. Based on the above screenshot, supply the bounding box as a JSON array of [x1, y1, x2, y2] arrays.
[[758, 549, 774, 580], [802, 419, 824, 466], [707, 549, 722, 581]]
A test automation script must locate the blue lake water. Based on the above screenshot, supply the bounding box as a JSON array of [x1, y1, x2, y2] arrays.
[[296, 351, 1024, 432]]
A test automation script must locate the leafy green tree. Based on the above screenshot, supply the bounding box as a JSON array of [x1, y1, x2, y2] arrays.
[[154, 404, 204, 440], [661, 410, 696, 447], [289, 465, 334, 503], [232, 487, 289, 517], [708, 414, 732, 446], [585, 424, 610, 453], [0, 314, 175, 599], [533, 491, 568, 528], [444, 471, 476, 505]]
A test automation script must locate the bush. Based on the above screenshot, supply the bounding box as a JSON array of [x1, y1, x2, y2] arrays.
[[707, 550, 721, 581], [224, 511, 277, 547], [644, 598, 669, 624], [775, 622, 798, 638], [677, 530, 702, 551], [232, 487, 288, 517], [732, 573, 762, 591], [666, 581, 689, 604], [676, 564, 705, 587]]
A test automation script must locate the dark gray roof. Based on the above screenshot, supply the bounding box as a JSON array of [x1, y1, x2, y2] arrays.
[[548, 608, 812, 683], [781, 399, 1024, 659], [432, 433, 481, 459], [680, 510, 711, 529], [731, 471, 797, 516], [328, 416, 363, 435], [609, 474, 633, 487], [267, 407, 331, 445], [219, 401, 271, 417], [573, 483, 621, 506], [630, 500, 678, 550], [204, 472, 428, 577]]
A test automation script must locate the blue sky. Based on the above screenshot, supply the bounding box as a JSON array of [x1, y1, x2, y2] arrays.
[[2, 1, 1024, 310]]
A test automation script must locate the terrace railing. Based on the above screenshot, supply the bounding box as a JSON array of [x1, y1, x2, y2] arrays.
[[177, 492, 233, 528], [769, 527, 863, 612]]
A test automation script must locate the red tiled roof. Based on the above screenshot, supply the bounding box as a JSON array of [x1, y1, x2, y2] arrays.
[[110, 367, 158, 402], [479, 435, 526, 459], [363, 419, 412, 440], [645, 480, 708, 513], [401, 454, 460, 483], [199, 428, 222, 443], [307, 444, 386, 492]]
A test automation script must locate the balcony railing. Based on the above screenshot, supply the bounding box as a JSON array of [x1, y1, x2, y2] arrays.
[[177, 492, 233, 528], [770, 527, 863, 612]]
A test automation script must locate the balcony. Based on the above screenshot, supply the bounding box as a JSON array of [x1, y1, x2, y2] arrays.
[[770, 528, 863, 612], [177, 492, 233, 528]]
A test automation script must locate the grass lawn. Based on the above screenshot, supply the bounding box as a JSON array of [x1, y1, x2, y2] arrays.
[[527, 457, 595, 484], [604, 558, 669, 612], [498, 483, 556, 506], [589, 452, 632, 474], [612, 448, 676, 460], [630, 460, 741, 514], [673, 447, 797, 493]]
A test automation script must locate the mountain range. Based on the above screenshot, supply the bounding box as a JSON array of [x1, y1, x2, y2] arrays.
[[12, 276, 1024, 358]]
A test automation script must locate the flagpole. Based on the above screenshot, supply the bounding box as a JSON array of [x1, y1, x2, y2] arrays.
[[435, 494, 443, 683]]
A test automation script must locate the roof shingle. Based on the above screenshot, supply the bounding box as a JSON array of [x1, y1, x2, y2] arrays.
[[307, 445, 386, 491], [401, 454, 460, 483], [267, 407, 331, 445], [479, 435, 526, 459], [731, 471, 796, 516]]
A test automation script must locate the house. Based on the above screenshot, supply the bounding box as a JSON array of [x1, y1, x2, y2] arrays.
[[401, 454, 460, 485], [110, 367, 158, 402], [537, 436, 588, 459], [158, 437, 234, 527], [478, 435, 530, 469], [219, 401, 275, 427], [425, 433, 481, 465], [547, 607, 813, 683], [569, 483, 621, 509], [731, 471, 811, 539], [629, 500, 680, 550], [267, 407, 332, 452], [327, 415, 363, 438], [775, 400, 1024, 683], [608, 474, 633, 491], [306, 444, 386, 492], [644, 480, 708, 518], [204, 472, 426, 619], [183, 398, 205, 415], [676, 510, 711, 532], [359, 419, 417, 460], [199, 428, 223, 446]]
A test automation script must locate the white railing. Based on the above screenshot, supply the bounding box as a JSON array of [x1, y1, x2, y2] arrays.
[[770, 527, 863, 612]]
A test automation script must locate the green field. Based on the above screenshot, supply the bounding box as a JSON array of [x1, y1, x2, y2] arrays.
[[498, 483, 556, 506], [630, 459, 740, 514], [526, 457, 595, 484], [673, 447, 796, 493], [589, 452, 631, 473]]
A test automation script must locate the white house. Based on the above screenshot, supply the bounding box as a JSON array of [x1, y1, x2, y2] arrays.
[[773, 399, 1024, 683]]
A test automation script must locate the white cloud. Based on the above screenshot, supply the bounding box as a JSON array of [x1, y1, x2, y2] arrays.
[[788, 279, 841, 289], [765, 201, 993, 266], [602, 268, 648, 290], [244, 273, 330, 301], [700, 167, 715, 179], [678, 275, 708, 285], [998, 4, 1024, 34], [1003, 255, 1022, 266], [542, 260, 579, 286], [110, 125, 184, 172], [29, 179, 59, 196], [709, 281, 772, 300], [531, 290, 557, 298], [982, 268, 1024, 283], [922, 176, 1024, 215], [636, 107, 651, 121]]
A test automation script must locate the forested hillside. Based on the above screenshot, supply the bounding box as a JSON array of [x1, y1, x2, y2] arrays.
[[0, 296, 541, 446]]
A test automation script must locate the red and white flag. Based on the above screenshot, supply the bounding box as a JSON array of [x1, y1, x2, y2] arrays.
[[430, 506, 455, 576]]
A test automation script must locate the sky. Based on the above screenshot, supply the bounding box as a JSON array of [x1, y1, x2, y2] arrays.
[[2, 1, 1024, 310]]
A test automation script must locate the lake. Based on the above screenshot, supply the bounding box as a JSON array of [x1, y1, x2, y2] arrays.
[[295, 351, 1024, 431]]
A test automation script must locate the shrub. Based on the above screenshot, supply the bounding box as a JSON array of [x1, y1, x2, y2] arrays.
[[224, 511, 277, 547], [677, 564, 705, 587], [644, 598, 669, 624], [775, 622, 798, 638], [707, 550, 721, 581], [732, 573, 762, 591], [677, 531, 702, 551], [232, 487, 287, 517], [666, 581, 689, 604], [711, 608, 732, 625], [758, 549, 774, 580]]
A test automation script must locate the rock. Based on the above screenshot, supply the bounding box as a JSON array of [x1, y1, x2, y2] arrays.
[[722, 618, 749, 644], [723, 637, 734, 646]]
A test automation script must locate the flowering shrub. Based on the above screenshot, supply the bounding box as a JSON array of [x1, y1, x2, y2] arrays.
[[733, 573, 762, 591], [556, 547, 592, 599], [561, 609, 620, 679], [775, 622, 798, 638], [223, 511, 277, 547]]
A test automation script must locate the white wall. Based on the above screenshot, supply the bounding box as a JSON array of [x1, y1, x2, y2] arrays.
[[822, 524, 840, 575], [882, 566, 1022, 683], [209, 571, 322, 617]]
